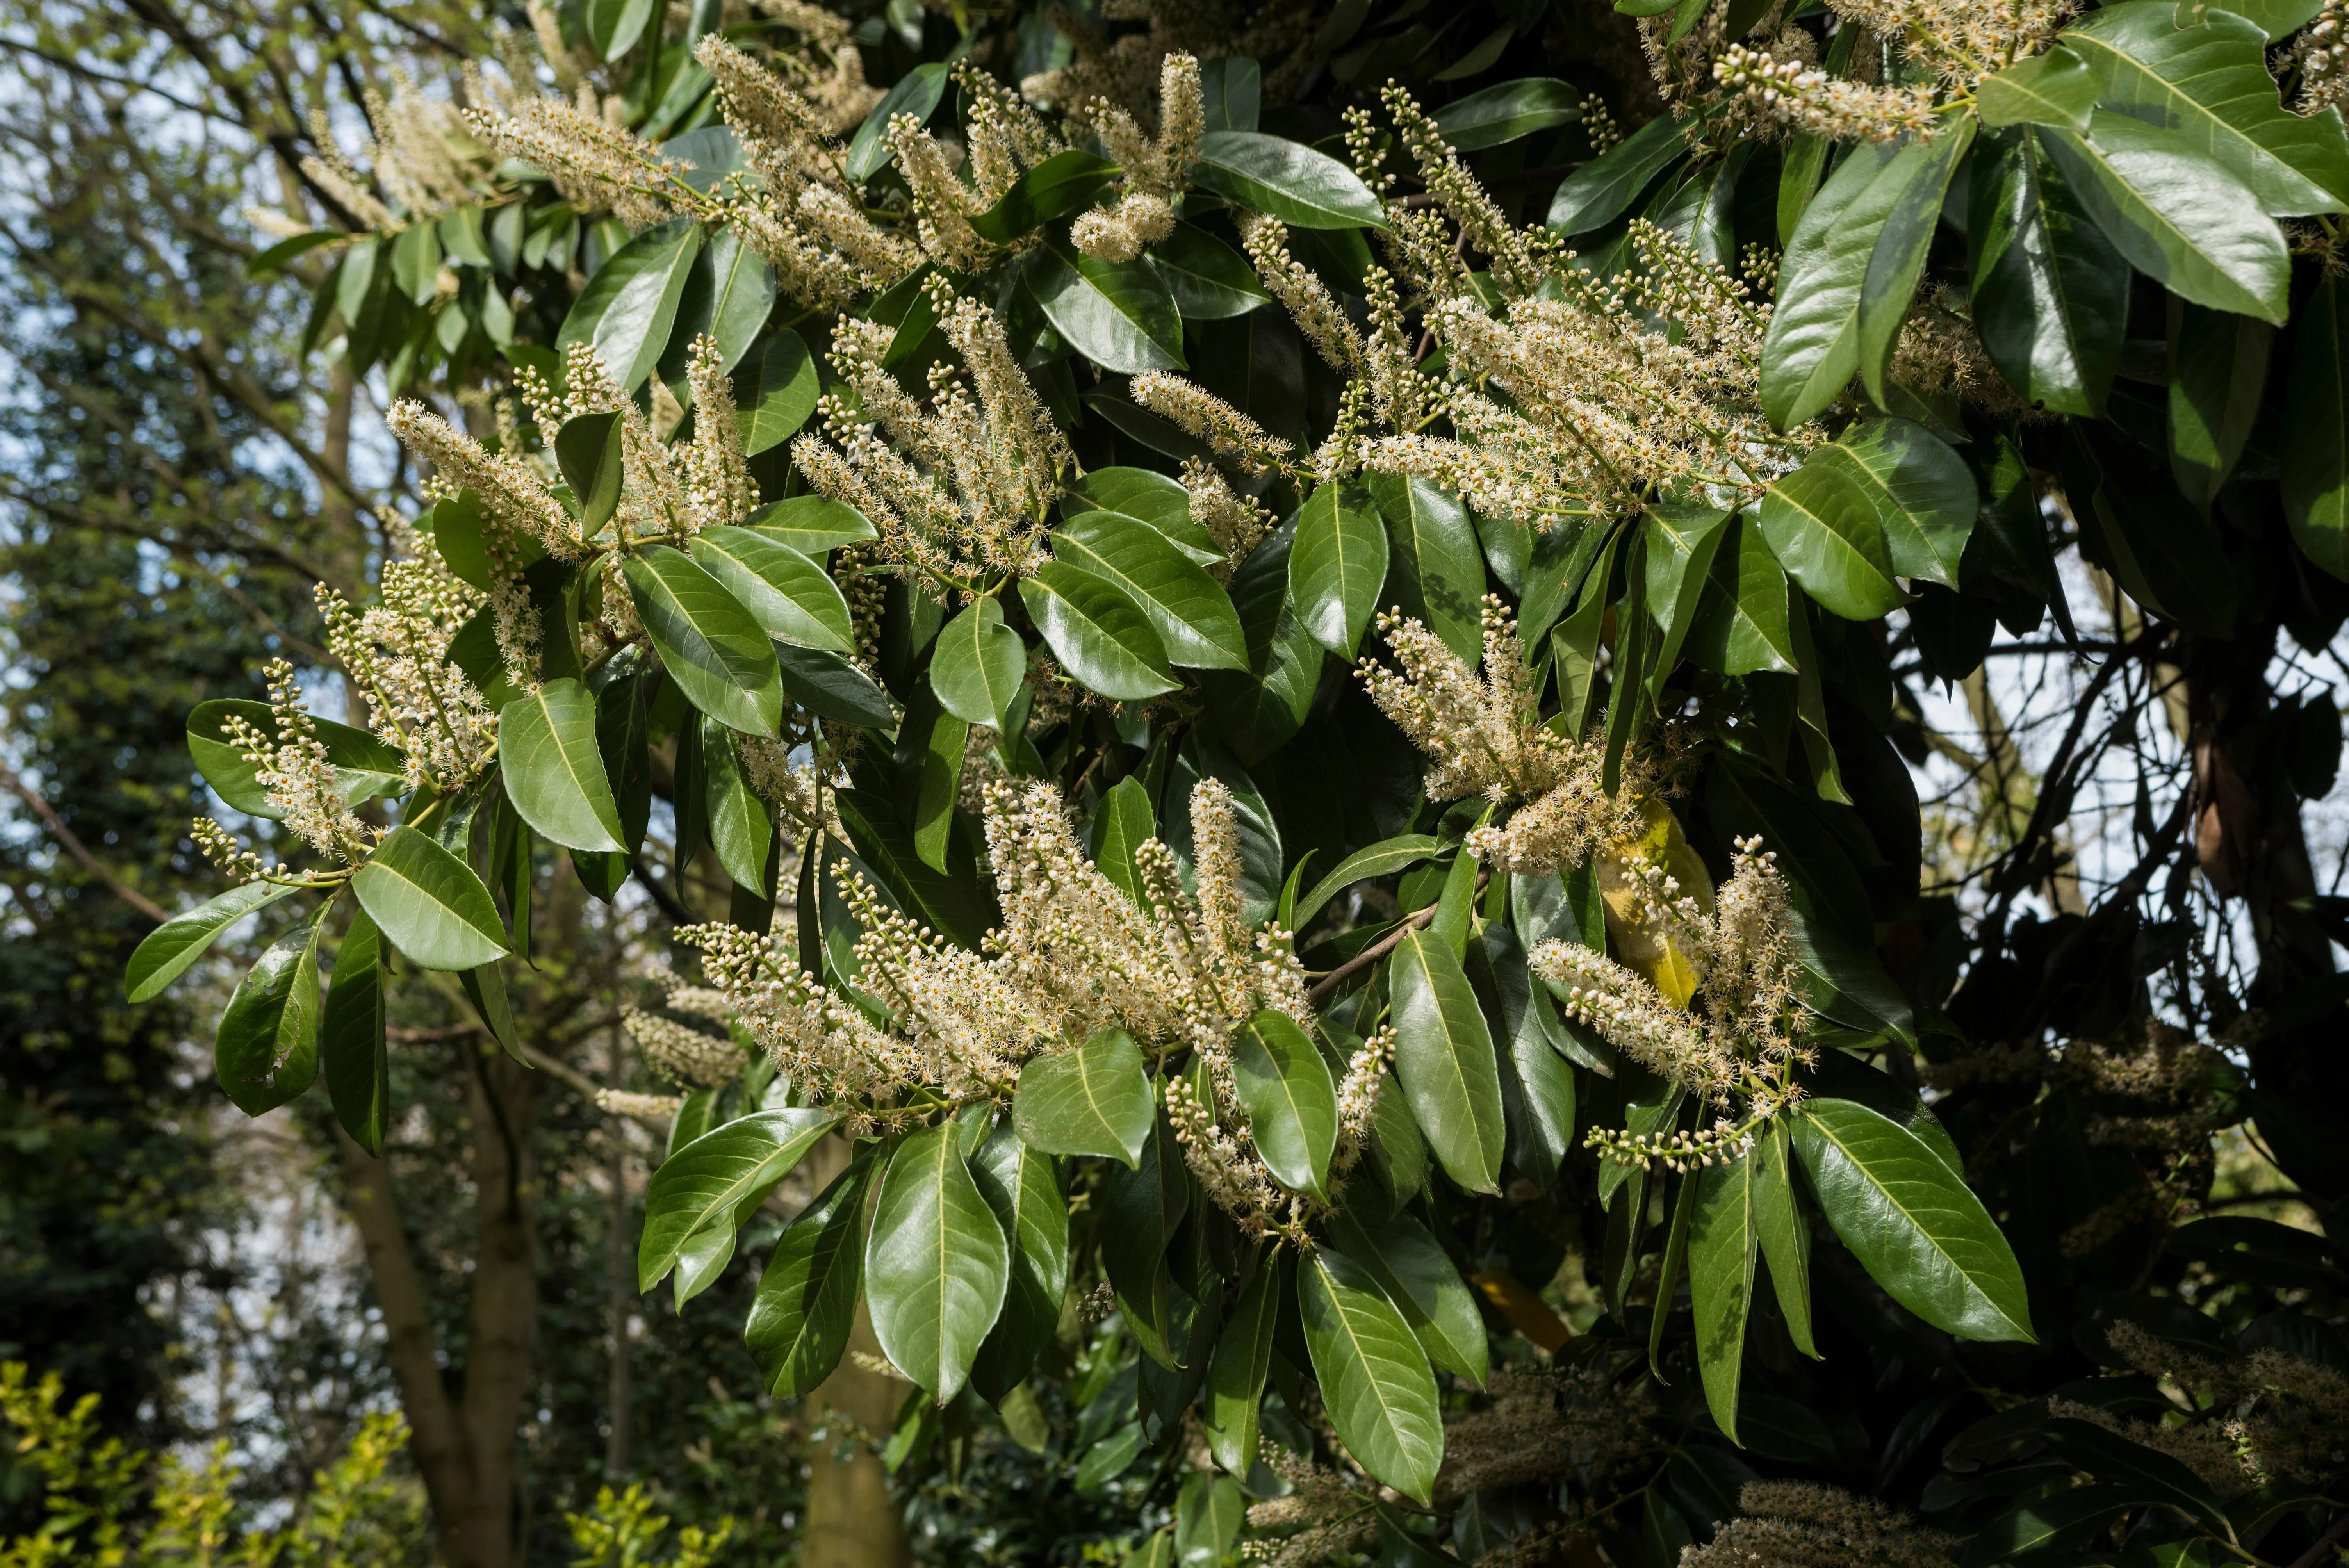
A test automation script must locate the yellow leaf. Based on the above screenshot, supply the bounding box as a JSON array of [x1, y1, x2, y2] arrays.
[[1596, 796, 1715, 1009]]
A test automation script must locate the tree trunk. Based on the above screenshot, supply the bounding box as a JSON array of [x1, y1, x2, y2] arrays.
[[459, 1045, 543, 1568], [606, 1016, 633, 1475], [797, 1136, 911, 1568]]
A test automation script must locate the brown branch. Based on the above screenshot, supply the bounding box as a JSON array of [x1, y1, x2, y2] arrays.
[[1308, 903, 1441, 1001], [0, 764, 169, 922], [2288, 1511, 2349, 1568]]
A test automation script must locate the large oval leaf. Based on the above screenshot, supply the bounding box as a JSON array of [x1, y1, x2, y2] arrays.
[[350, 823, 510, 971], [2062, 2, 2349, 216], [968, 1123, 1070, 1401], [1299, 1248, 1444, 1504], [1018, 561, 1178, 701], [1327, 1210, 1488, 1385], [1760, 138, 1930, 430], [1791, 1098, 2035, 1343], [1547, 113, 1687, 235], [556, 217, 703, 392], [748, 494, 877, 554], [1968, 127, 2130, 418], [1202, 1258, 1279, 1474], [321, 908, 389, 1155], [1388, 928, 1505, 1194], [1013, 1026, 1155, 1167], [215, 919, 322, 1116], [1025, 237, 1185, 372], [1817, 420, 1978, 589], [1288, 481, 1387, 658], [864, 1122, 1011, 1402], [640, 1107, 839, 1290], [1435, 78, 1581, 152], [688, 525, 855, 652], [2041, 112, 2289, 324], [660, 225, 775, 394], [1757, 454, 1909, 620], [187, 700, 406, 820], [1149, 223, 1270, 320], [620, 544, 785, 736], [126, 879, 300, 1003], [1190, 131, 1388, 230], [699, 717, 775, 890], [1372, 472, 1485, 663], [1231, 1009, 1337, 1199], [1689, 1151, 1758, 1444], [930, 599, 1028, 729], [499, 677, 625, 852], [733, 329, 820, 455], [745, 1150, 872, 1397], [1055, 511, 1248, 670]]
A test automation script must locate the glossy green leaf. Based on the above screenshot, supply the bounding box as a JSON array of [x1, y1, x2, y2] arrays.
[[1328, 1210, 1487, 1385], [2063, 2, 2349, 216], [734, 329, 820, 454], [556, 217, 702, 391], [1435, 77, 1580, 151], [847, 63, 949, 182], [215, 919, 322, 1116], [930, 599, 1027, 728], [773, 641, 897, 728], [1014, 1027, 1155, 1167], [1975, 46, 2099, 134], [1289, 481, 1387, 658], [688, 525, 855, 652], [1968, 126, 2131, 417], [1761, 137, 1929, 429], [2285, 273, 2349, 581], [1372, 472, 1484, 663], [968, 1123, 1069, 1401], [1088, 775, 1158, 911], [1190, 130, 1388, 230], [1548, 113, 1687, 235], [1757, 454, 1908, 620], [1294, 834, 1441, 930], [186, 700, 405, 821], [1018, 560, 1178, 700], [1026, 236, 1185, 372], [554, 411, 625, 535], [1174, 1471, 1245, 1568], [1823, 419, 1978, 588], [1232, 1009, 1337, 1198], [1055, 511, 1248, 670], [642, 1107, 836, 1297], [748, 494, 877, 554], [660, 226, 774, 395], [2042, 112, 2289, 324], [1388, 929, 1505, 1194], [351, 824, 510, 971], [1753, 1119, 1816, 1358], [499, 677, 625, 852], [1068, 466, 1198, 540], [1299, 1248, 1443, 1504], [700, 717, 773, 890], [745, 1151, 871, 1397], [1868, 130, 1973, 403], [321, 909, 388, 1155], [969, 148, 1118, 242], [865, 1123, 1011, 1402], [1099, 1110, 1189, 1366], [620, 544, 785, 736], [1202, 1256, 1278, 1474], [1643, 503, 1732, 690], [126, 880, 299, 1003], [2169, 303, 2273, 512], [1792, 1098, 2035, 1343], [1149, 223, 1270, 320], [1689, 1151, 1757, 1444]]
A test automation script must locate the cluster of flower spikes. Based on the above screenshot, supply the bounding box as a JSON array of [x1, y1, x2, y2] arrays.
[[1531, 836, 1812, 1165], [1018, 0, 1322, 131], [1360, 599, 1649, 875], [195, 661, 381, 881], [791, 278, 1071, 586], [879, 63, 1068, 274], [1680, 1481, 1960, 1568], [315, 513, 501, 797], [1068, 52, 1203, 263]]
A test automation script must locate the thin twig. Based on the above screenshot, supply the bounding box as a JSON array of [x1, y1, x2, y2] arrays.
[[1308, 905, 1438, 1001]]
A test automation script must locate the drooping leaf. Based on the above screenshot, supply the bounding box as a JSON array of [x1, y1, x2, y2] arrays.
[[1968, 126, 2132, 416], [1643, 503, 1732, 690], [1289, 481, 1388, 658], [640, 1108, 839, 1290], [700, 718, 775, 891], [1688, 1151, 1758, 1444], [688, 525, 856, 652], [215, 919, 323, 1116], [1372, 472, 1484, 664], [126, 880, 299, 1003], [1327, 1210, 1488, 1385], [1293, 834, 1442, 930], [968, 1123, 1070, 1401], [745, 1151, 872, 1397], [1856, 119, 1974, 406], [1299, 1248, 1444, 1504], [1388, 928, 1505, 1194], [930, 598, 1028, 728], [865, 1123, 1011, 1402], [620, 545, 785, 736], [1435, 78, 1581, 151], [1753, 1120, 1817, 1358], [1761, 138, 1932, 429], [1202, 1256, 1278, 1474], [2041, 112, 2290, 325], [773, 641, 897, 728], [1054, 511, 1249, 670], [499, 677, 626, 853], [660, 226, 775, 395], [2167, 303, 2272, 511], [1019, 560, 1179, 701], [351, 824, 510, 972], [1013, 1026, 1156, 1167], [1190, 131, 1388, 229], [1099, 1110, 1190, 1367], [321, 909, 389, 1155], [1231, 1009, 1338, 1198], [1792, 1098, 2035, 1343], [1174, 1471, 1246, 1568]]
